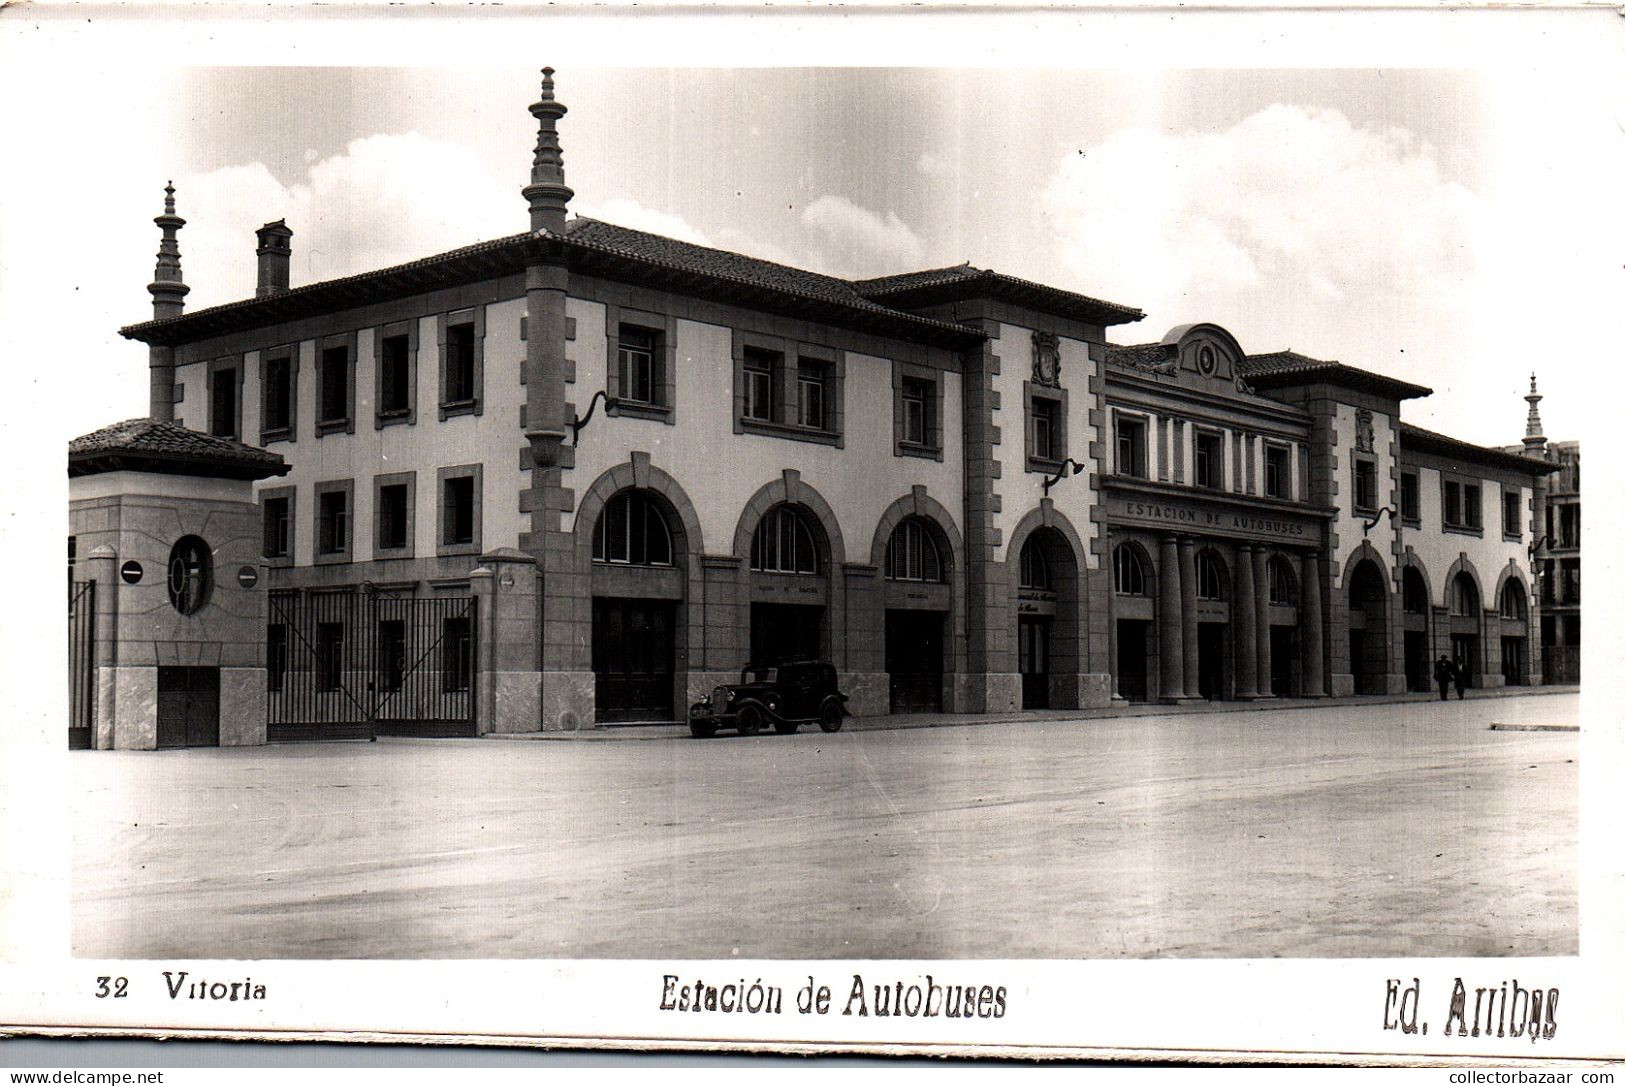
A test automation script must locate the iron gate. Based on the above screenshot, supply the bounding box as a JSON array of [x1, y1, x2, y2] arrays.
[[69, 580, 95, 749], [267, 589, 478, 741]]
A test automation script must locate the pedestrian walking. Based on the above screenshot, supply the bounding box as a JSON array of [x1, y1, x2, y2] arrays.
[[1454, 656, 1469, 700], [1433, 655, 1454, 702]]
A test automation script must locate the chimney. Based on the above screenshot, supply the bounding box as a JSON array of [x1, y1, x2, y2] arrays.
[[255, 220, 294, 298], [147, 182, 189, 320], [522, 67, 573, 234]]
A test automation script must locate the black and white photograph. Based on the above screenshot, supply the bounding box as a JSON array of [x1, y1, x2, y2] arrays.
[[2, 4, 1622, 1065]]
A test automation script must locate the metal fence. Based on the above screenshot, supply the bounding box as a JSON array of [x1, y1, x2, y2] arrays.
[[69, 580, 95, 749]]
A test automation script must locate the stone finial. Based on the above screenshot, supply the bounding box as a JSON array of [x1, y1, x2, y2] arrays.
[[148, 180, 189, 320], [1522, 371, 1547, 456], [523, 66, 573, 234]]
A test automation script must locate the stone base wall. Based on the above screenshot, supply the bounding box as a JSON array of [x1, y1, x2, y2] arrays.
[[1330, 672, 1355, 698], [541, 670, 596, 731], [842, 671, 889, 718], [219, 667, 265, 746], [485, 671, 544, 734], [107, 666, 157, 750]]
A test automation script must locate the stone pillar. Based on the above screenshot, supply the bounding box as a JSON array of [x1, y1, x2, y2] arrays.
[[1178, 536, 1200, 698], [1158, 534, 1184, 701], [87, 545, 120, 750], [1233, 543, 1259, 699], [1253, 546, 1274, 698], [1301, 551, 1326, 697], [840, 562, 889, 717], [470, 549, 542, 735]]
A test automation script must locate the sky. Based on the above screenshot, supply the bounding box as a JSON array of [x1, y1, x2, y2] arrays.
[[2, 14, 1621, 455]]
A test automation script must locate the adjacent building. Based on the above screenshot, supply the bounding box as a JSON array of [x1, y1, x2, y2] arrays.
[[72, 71, 1565, 747]]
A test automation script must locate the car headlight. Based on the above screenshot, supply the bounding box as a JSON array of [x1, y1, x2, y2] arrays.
[[726, 690, 735, 702], [699, 695, 711, 706]]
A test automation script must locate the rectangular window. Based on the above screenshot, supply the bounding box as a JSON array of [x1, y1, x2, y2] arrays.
[[1444, 480, 1463, 527], [1353, 458, 1377, 512], [209, 364, 238, 439], [1400, 471, 1420, 523], [617, 325, 657, 405], [1195, 431, 1223, 489], [743, 347, 777, 421], [1116, 417, 1147, 478], [444, 322, 476, 405], [379, 334, 411, 416], [798, 363, 828, 430], [1503, 489, 1521, 538], [378, 483, 409, 552], [377, 620, 406, 693], [315, 622, 344, 692], [1031, 398, 1060, 463], [319, 345, 349, 425], [1559, 504, 1578, 548], [262, 354, 293, 435], [317, 488, 348, 556], [1264, 443, 1289, 499], [443, 476, 475, 546], [442, 617, 473, 693], [902, 378, 928, 445], [1464, 483, 1482, 528], [262, 496, 290, 559]]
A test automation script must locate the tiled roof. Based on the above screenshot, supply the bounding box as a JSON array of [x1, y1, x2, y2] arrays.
[[69, 418, 290, 480], [1399, 422, 1561, 476], [1105, 342, 1178, 372], [855, 264, 1143, 327], [1239, 352, 1432, 400]]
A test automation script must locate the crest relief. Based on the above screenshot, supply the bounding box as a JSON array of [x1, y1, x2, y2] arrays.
[[1032, 331, 1062, 388], [1355, 408, 1375, 453]]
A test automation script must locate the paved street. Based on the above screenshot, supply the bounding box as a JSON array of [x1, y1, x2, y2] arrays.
[[72, 693, 1577, 960]]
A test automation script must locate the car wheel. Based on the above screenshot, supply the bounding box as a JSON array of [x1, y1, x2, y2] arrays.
[[774, 718, 799, 735], [736, 705, 763, 737], [818, 698, 844, 733], [689, 718, 717, 739]]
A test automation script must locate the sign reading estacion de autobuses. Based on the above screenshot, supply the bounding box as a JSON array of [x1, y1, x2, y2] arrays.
[[1110, 495, 1324, 543]]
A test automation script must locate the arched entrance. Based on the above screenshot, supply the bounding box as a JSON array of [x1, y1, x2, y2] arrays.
[[1347, 557, 1389, 694], [1448, 569, 1482, 688], [1111, 542, 1155, 702], [1194, 548, 1231, 700], [588, 487, 685, 722], [1015, 526, 1079, 709], [882, 515, 952, 712], [1499, 576, 1529, 686], [1401, 562, 1432, 692], [747, 502, 831, 666]]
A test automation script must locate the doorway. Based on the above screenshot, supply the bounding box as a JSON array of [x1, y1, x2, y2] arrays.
[[1197, 623, 1227, 700], [1269, 626, 1297, 698], [156, 666, 220, 749], [887, 610, 945, 713], [1116, 619, 1150, 702], [592, 598, 676, 722], [1019, 616, 1051, 709]]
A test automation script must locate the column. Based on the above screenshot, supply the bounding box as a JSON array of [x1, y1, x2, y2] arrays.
[[1301, 551, 1326, 697], [1254, 546, 1274, 697], [1178, 536, 1199, 698], [1158, 535, 1185, 701], [1233, 543, 1259, 698], [88, 545, 120, 749]]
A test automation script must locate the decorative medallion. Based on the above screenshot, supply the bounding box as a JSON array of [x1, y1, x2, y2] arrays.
[[167, 535, 213, 616], [1355, 408, 1375, 454], [1234, 372, 1256, 395], [1197, 344, 1217, 376], [1032, 331, 1062, 389]]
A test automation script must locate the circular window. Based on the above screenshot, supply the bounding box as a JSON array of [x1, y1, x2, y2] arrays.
[[167, 535, 214, 615], [1197, 345, 1217, 375]]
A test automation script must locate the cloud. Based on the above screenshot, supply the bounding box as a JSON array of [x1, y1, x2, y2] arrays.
[[1042, 104, 1485, 328], [800, 194, 926, 276], [576, 197, 713, 247]]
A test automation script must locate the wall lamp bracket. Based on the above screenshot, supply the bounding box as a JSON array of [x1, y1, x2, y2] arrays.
[[569, 390, 618, 447], [1041, 458, 1088, 498], [1360, 506, 1397, 536]]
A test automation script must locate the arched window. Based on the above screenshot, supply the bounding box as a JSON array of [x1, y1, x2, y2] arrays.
[[592, 490, 673, 566], [1113, 545, 1148, 596], [1500, 579, 1528, 620], [1197, 552, 1227, 600], [751, 506, 819, 574], [1018, 537, 1050, 591], [1403, 566, 1428, 614], [885, 518, 944, 583], [1449, 572, 1480, 617], [1267, 556, 1297, 606]]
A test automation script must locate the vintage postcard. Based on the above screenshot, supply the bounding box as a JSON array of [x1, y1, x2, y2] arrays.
[[1, 3, 1620, 1064]]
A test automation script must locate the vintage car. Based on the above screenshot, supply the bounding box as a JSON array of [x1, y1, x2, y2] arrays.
[[688, 661, 849, 738]]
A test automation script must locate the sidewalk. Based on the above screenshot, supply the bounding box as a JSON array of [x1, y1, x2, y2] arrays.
[[483, 683, 1581, 741]]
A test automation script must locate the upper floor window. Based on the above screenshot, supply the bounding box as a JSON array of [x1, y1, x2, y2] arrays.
[[1444, 479, 1482, 530], [751, 505, 819, 575], [798, 361, 829, 430], [1194, 431, 1223, 490], [1353, 457, 1378, 512], [901, 378, 929, 445], [442, 476, 475, 546], [262, 352, 294, 437], [316, 486, 349, 557], [1018, 538, 1050, 591], [444, 322, 476, 405], [318, 344, 350, 426], [377, 483, 410, 553], [209, 361, 240, 440], [742, 347, 778, 422], [1030, 396, 1061, 464], [1196, 552, 1226, 600], [379, 333, 411, 417], [1115, 416, 1147, 478], [593, 490, 673, 567], [1557, 504, 1579, 548], [1113, 545, 1148, 596], [1400, 471, 1420, 524], [1502, 488, 1522, 538], [618, 325, 659, 406], [885, 518, 944, 583], [1267, 556, 1298, 606], [262, 495, 291, 559], [1264, 443, 1289, 499]]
